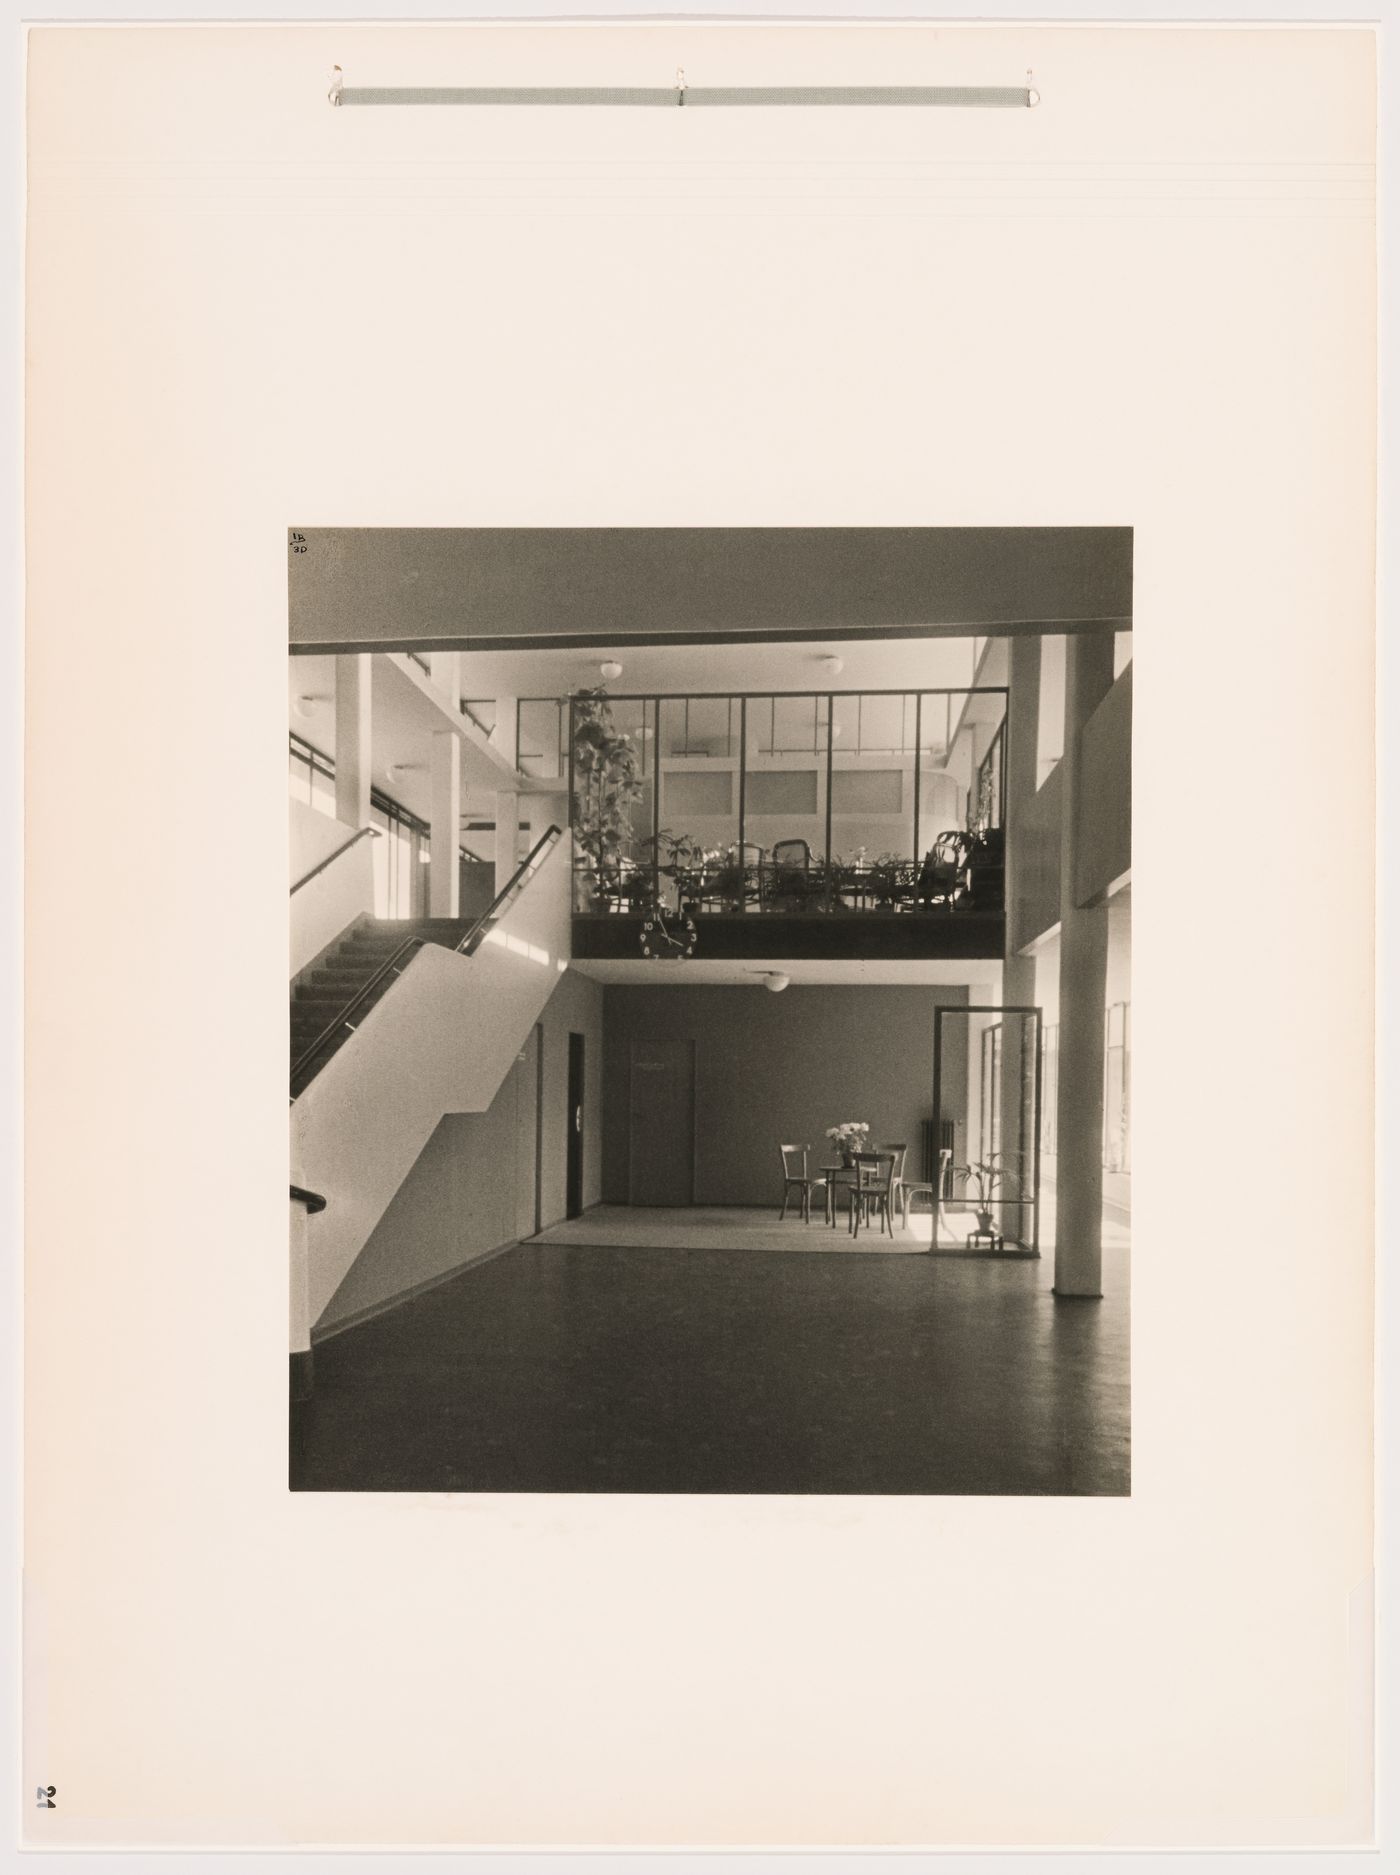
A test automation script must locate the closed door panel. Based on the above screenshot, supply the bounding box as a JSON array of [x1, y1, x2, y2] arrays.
[[628, 1039, 695, 1207], [566, 1031, 585, 1219]]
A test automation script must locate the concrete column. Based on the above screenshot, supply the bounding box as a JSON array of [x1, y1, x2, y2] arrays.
[[333, 654, 372, 828], [1053, 633, 1116, 1297], [1003, 634, 1041, 955], [429, 652, 461, 710], [494, 787, 521, 892], [998, 953, 1036, 1245], [999, 634, 1043, 1246], [429, 731, 461, 917]]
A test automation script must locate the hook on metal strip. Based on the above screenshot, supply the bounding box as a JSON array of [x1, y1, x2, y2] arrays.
[[328, 65, 343, 108]]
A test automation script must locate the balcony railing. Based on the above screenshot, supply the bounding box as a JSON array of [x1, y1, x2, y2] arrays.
[[568, 686, 1006, 919]]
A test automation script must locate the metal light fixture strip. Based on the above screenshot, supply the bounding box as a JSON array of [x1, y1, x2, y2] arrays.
[[329, 75, 1040, 111]]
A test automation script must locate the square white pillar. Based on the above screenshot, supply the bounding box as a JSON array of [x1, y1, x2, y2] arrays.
[[334, 654, 372, 828], [430, 731, 461, 917]]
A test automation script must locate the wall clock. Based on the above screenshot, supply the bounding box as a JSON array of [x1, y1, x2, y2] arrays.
[[639, 901, 696, 961]]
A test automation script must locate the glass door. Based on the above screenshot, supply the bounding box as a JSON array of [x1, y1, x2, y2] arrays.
[[931, 1005, 1042, 1253]]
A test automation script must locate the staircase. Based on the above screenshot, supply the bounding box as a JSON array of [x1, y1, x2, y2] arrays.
[[291, 918, 477, 1095], [291, 826, 572, 1327]]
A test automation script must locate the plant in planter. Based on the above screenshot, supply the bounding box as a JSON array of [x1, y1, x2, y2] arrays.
[[825, 1121, 871, 1163], [570, 687, 646, 910], [952, 1153, 1010, 1233]]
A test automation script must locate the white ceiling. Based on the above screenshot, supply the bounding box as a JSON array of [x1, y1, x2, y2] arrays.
[[292, 634, 994, 825], [570, 957, 1004, 989]]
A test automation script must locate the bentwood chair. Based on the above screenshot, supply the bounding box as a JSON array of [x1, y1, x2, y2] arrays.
[[875, 1142, 908, 1225], [898, 1147, 953, 1236], [911, 833, 971, 912], [779, 1144, 825, 1223], [849, 1151, 897, 1239], [767, 838, 820, 913]]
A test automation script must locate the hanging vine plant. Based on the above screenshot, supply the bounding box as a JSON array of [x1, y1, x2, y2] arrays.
[[569, 686, 646, 908]]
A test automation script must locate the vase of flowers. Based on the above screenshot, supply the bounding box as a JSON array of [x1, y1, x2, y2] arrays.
[[825, 1121, 871, 1164]]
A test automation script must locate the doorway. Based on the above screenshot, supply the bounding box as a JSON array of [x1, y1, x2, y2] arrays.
[[627, 1038, 696, 1207], [566, 1031, 586, 1220]]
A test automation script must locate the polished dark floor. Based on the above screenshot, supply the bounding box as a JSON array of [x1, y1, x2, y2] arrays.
[[290, 1237, 1129, 1495]]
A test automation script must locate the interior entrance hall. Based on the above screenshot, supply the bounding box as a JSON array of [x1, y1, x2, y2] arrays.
[[288, 527, 1132, 1496]]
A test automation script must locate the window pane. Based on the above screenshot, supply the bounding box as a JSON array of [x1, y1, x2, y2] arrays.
[[744, 695, 827, 868], [656, 697, 739, 896], [859, 694, 903, 753], [771, 694, 817, 753], [747, 769, 817, 817], [830, 694, 915, 867]]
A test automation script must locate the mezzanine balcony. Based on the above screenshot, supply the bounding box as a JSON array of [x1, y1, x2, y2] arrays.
[[563, 684, 1007, 962]]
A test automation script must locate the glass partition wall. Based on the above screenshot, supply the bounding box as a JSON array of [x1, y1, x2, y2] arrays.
[[568, 687, 1007, 915]]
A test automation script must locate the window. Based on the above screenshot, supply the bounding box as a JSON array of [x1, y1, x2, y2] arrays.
[[663, 770, 733, 818], [288, 733, 336, 818], [746, 769, 818, 817], [289, 733, 470, 920], [829, 769, 903, 816], [1104, 1002, 1131, 1173], [974, 723, 1004, 833]]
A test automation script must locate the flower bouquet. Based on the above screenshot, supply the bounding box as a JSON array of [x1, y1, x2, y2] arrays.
[[825, 1121, 871, 1163]]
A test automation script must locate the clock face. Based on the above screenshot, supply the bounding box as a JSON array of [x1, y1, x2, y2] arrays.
[[640, 902, 696, 960]]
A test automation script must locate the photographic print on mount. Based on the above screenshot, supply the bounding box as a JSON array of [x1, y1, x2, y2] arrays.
[[288, 526, 1131, 1495]]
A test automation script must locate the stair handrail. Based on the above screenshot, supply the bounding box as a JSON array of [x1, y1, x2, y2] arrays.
[[291, 824, 380, 895], [290, 825, 563, 1098], [451, 823, 562, 956]]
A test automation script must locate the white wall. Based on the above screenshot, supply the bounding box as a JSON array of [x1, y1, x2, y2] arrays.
[[315, 967, 605, 1334], [289, 798, 375, 977]]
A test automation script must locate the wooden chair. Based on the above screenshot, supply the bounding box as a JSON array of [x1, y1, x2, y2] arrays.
[[779, 1143, 826, 1222], [898, 1147, 953, 1233], [849, 1150, 897, 1239], [875, 1142, 908, 1225], [911, 833, 971, 912], [765, 838, 820, 912]]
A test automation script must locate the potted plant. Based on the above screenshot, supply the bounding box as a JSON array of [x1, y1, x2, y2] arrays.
[[953, 1153, 1009, 1234], [825, 1121, 871, 1165], [570, 687, 645, 910]]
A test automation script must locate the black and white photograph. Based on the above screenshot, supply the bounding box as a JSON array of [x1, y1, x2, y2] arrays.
[[288, 526, 1132, 1495]]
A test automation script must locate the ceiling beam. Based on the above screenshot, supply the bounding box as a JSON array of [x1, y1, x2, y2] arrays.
[[289, 527, 1132, 653]]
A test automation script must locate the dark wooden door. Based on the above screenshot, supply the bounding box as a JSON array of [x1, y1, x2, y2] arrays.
[[628, 1039, 695, 1206], [566, 1031, 586, 1219]]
